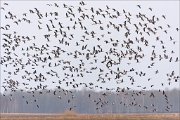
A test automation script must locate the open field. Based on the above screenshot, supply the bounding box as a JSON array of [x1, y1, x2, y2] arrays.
[[0, 113, 179, 120]]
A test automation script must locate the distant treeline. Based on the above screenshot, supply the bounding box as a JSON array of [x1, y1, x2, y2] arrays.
[[0, 89, 179, 113]]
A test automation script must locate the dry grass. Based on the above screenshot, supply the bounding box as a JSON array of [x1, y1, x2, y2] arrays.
[[0, 112, 179, 120]]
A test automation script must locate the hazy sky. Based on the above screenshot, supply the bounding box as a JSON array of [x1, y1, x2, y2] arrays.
[[0, 1, 179, 93]]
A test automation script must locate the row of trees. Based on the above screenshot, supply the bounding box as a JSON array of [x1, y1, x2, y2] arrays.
[[0, 88, 179, 113]]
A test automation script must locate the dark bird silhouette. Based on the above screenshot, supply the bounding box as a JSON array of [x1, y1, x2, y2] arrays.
[[137, 5, 141, 9]]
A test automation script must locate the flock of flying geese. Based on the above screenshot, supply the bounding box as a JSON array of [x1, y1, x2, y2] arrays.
[[1, 1, 179, 112]]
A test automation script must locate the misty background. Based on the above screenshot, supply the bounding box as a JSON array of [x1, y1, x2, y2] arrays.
[[0, 89, 179, 113]]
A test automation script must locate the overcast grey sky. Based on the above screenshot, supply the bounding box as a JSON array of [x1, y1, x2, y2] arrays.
[[1, 1, 179, 93]]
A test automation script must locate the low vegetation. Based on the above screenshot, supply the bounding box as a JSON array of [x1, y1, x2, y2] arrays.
[[0, 112, 179, 120]]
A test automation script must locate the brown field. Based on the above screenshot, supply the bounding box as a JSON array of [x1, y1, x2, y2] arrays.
[[0, 112, 179, 120]]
